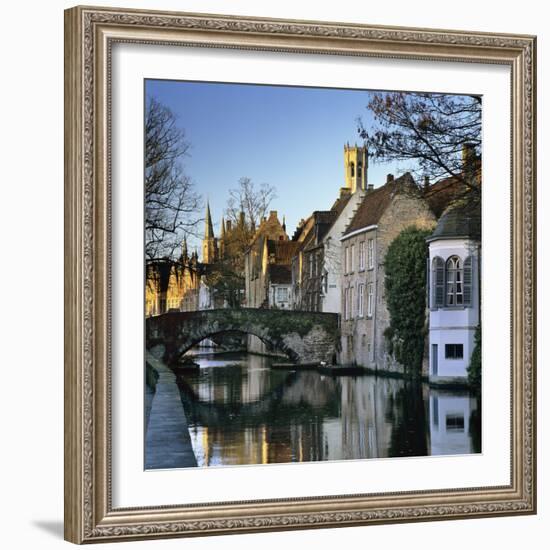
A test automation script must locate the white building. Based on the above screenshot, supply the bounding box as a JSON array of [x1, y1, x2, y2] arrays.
[[428, 390, 480, 455], [427, 200, 481, 384], [320, 187, 365, 313]]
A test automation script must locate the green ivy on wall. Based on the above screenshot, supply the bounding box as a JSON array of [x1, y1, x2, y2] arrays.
[[384, 226, 431, 375]]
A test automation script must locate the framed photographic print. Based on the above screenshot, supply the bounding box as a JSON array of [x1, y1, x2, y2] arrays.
[[64, 5, 537, 544]]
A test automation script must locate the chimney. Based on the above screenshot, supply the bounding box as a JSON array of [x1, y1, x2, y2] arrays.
[[386, 173, 394, 183], [423, 176, 430, 190], [339, 187, 351, 199], [367, 184, 374, 192]]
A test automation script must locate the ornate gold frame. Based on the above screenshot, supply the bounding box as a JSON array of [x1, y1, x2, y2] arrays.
[[64, 5, 537, 544]]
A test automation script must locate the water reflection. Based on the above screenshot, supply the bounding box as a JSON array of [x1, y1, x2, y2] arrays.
[[175, 350, 481, 467]]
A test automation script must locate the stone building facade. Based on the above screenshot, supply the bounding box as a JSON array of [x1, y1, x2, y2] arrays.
[[145, 250, 201, 318], [243, 211, 295, 354], [320, 187, 366, 314], [339, 173, 437, 371]]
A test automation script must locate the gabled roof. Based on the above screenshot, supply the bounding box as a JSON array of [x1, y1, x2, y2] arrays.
[[329, 191, 352, 219], [342, 173, 416, 237], [423, 176, 465, 218], [423, 158, 482, 218]]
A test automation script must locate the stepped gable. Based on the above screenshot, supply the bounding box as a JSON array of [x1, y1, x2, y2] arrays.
[[329, 190, 353, 218]]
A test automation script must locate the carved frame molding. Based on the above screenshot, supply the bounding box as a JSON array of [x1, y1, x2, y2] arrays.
[[64, 5, 536, 544]]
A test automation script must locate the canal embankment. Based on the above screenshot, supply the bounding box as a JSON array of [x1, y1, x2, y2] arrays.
[[145, 352, 198, 469]]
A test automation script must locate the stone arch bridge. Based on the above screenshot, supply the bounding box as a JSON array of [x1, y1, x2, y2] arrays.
[[146, 308, 340, 365]]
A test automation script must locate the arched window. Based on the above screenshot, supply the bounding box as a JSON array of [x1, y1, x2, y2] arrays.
[[350, 162, 355, 178], [445, 256, 463, 306], [432, 256, 445, 308]]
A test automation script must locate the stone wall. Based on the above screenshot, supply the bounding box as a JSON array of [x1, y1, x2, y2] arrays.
[[146, 308, 340, 365]]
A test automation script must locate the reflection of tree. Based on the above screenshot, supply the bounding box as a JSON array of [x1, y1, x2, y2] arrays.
[[385, 381, 428, 457], [469, 396, 482, 453]]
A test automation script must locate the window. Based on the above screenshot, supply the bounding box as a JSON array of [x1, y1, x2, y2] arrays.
[[344, 287, 354, 320], [358, 283, 365, 317], [350, 244, 355, 273], [445, 344, 464, 359], [350, 162, 355, 178], [344, 247, 349, 275], [357, 163, 362, 179], [309, 254, 314, 278], [446, 414, 465, 432], [367, 283, 374, 317], [445, 255, 463, 306], [367, 238, 374, 269], [432, 396, 439, 427], [276, 287, 288, 302], [359, 241, 366, 270]]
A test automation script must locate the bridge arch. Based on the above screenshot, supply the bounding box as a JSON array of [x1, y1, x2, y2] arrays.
[[175, 329, 299, 362], [146, 308, 340, 366]]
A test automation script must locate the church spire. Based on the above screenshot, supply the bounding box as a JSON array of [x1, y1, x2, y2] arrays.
[[202, 201, 217, 264], [182, 235, 188, 260], [204, 201, 214, 239], [220, 216, 226, 238]]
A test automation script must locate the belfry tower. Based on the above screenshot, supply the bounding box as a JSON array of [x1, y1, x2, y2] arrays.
[[344, 143, 368, 193], [202, 201, 217, 264]]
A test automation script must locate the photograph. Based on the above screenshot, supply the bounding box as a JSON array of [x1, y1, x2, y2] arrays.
[[144, 80, 482, 470]]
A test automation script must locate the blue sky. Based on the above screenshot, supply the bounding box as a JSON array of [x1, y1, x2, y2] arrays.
[[145, 79, 410, 251]]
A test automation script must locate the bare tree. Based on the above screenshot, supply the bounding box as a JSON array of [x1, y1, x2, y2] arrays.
[[203, 177, 277, 306], [225, 177, 277, 231], [359, 92, 482, 196], [145, 96, 202, 261], [223, 176, 277, 267]]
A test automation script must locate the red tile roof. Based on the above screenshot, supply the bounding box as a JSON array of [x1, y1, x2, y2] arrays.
[[343, 173, 415, 236]]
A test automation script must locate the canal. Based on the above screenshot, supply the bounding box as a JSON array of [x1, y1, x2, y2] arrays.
[[169, 349, 481, 468]]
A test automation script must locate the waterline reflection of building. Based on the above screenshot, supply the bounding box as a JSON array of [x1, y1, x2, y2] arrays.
[[173, 351, 480, 468], [429, 390, 480, 456]]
